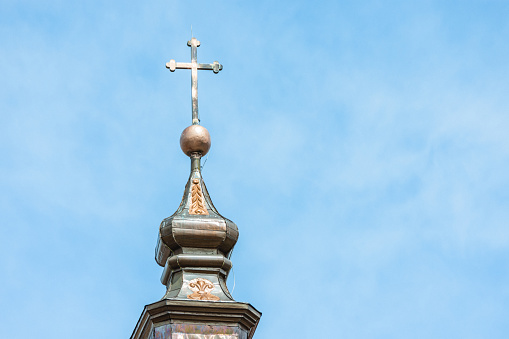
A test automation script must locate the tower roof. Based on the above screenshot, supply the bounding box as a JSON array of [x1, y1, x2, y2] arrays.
[[155, 37, 238, 302]]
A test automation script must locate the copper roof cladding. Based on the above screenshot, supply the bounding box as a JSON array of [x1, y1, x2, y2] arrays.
[[155, 156, 239, 267]]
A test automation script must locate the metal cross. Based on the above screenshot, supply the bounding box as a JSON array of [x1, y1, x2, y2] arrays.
[[166, 37, 223, 125]]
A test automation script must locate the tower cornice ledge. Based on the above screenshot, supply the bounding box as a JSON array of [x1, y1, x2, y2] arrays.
[[131, 299, 261, 339]]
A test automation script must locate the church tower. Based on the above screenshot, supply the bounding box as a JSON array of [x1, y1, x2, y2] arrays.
[[130, 38, 261, 339]]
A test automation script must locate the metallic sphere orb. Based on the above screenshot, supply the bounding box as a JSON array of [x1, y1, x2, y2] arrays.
[[180, 125, 211, 157]]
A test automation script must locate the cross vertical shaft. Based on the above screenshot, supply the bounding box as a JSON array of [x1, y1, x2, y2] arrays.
[[189, 38, 199, 124]]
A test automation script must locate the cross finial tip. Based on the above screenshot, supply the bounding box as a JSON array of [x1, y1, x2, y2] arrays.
[[212, 61, 223, 74], [187, 37, 200, 48], [166, 59, 176, 71]]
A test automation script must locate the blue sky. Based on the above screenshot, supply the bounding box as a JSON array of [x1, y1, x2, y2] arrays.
[[1, 1, 509, 338]]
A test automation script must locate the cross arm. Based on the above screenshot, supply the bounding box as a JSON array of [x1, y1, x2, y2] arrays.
[[196, 61, 223, 73], [166, 60, 223, 73]]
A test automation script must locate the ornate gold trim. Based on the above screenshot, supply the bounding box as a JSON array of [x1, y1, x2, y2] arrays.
[[189, 179, 209, 215], [187, 278, 220, 301]]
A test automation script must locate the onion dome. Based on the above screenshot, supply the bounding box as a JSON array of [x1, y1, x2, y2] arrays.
[[155, 125, 238, 301]]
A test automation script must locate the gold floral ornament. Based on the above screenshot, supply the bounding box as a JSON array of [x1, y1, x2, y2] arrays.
[[187, 278, 220, 301], [189, 179, 209, 215]]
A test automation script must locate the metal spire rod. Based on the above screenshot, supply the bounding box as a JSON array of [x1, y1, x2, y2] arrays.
[[166, 37, 223, 125]]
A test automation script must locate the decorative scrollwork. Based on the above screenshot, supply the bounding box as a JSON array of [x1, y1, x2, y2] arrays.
[[189, 179, 209, 215], [187, 278, 220, 301]]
